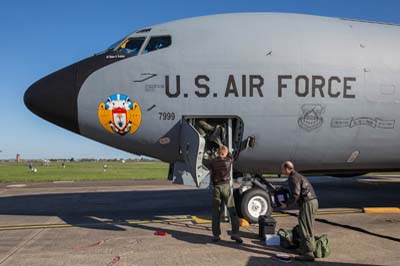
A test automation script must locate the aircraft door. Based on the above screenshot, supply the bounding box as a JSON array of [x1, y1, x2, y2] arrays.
[[180, 119, 209, 187]]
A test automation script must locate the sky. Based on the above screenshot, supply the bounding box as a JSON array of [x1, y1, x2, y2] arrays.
[[1, 0, 399, 159]]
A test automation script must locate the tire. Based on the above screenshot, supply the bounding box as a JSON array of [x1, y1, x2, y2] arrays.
[[240, 188, 272, 224]]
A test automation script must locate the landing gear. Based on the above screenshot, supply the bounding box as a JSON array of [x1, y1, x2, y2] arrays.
[[234, 175, 276, 224], [241, 189, 272, 223]]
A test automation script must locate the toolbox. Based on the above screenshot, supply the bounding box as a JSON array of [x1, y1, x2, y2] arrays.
[[258, 215, 276, 240]]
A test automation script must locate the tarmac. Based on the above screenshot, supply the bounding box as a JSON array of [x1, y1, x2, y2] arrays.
[[0, 176, 399, 266]]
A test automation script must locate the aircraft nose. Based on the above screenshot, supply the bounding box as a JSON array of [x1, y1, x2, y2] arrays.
[[24, 64, 80, 134]]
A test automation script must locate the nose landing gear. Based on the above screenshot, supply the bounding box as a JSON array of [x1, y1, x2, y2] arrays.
[[234, 176, 278, 224]]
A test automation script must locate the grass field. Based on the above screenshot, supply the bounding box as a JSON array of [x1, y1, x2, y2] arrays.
[[0, 161, 169, 183], [1, 161, 397, 183]]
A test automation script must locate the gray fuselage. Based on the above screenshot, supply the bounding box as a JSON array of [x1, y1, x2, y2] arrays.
[[25, 13, 400, 174]]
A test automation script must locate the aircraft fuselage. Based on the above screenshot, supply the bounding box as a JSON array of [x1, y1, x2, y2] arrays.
[[25, 13, 400, 175]]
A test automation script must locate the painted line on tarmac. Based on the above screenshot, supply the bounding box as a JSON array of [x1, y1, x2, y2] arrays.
[[317, 209, 364, 215], [5, 184, 27, 188], [191, 216, 211, 224], [0, 217, 195, 231], [0, 223, 73, 231], [359, 178, 400, 183], [363, 207, 400, 214], [272, 209, 364, 218]]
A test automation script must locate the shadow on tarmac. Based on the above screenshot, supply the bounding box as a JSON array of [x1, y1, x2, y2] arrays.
[[247, 256, 385, 266], [0, 178, 398, 265], [0, 189, 210, 231], [0, 176, 399, 231], [114, 221, 386, 266]]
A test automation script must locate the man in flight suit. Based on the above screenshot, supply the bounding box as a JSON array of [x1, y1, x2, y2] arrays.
[[209, 145, 242, 243], [280, 161, 319, 261]]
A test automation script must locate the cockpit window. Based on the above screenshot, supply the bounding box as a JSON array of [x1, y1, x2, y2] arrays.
[[107, 38, 125, 51], [118, 37, 146, 55], [143, 36, 171, 54]]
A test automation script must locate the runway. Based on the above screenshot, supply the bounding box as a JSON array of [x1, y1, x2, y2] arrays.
[[0, 176, 399, 266]]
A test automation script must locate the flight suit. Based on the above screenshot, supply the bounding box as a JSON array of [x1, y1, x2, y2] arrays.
[[209, 155, 240, 237], [287, 171, 318, 254]]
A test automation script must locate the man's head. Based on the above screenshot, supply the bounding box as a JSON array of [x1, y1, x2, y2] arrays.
[[219, 145, 229, 158], [281, 161, 294, 175]]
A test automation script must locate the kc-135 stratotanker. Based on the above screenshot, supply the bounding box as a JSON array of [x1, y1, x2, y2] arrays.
[[24, 13, 400, 222]]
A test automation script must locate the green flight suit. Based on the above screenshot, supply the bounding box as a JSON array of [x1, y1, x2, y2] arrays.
[[212, 183, 240, 237], [299, 198, 319, 253], [287, 171, 318, 254]]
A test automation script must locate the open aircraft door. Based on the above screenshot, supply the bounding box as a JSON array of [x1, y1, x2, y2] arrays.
[[180, 119, 209, 188]]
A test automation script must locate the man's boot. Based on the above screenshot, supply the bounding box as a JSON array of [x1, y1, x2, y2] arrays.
[[295, 247, 304, 255], [230, 234, 243, 244], [295, 252, 315, 261], [211, 236, 220, 242]]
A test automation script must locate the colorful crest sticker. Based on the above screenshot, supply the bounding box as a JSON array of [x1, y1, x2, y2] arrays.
[[98, 94, 141, 135]]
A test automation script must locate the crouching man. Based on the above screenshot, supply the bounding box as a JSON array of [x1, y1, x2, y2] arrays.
[[281, 161, 318, 261]]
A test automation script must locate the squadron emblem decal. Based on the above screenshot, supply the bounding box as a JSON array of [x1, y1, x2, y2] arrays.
[[298, 104, 325, 132], [98, 94, 141, 135]]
